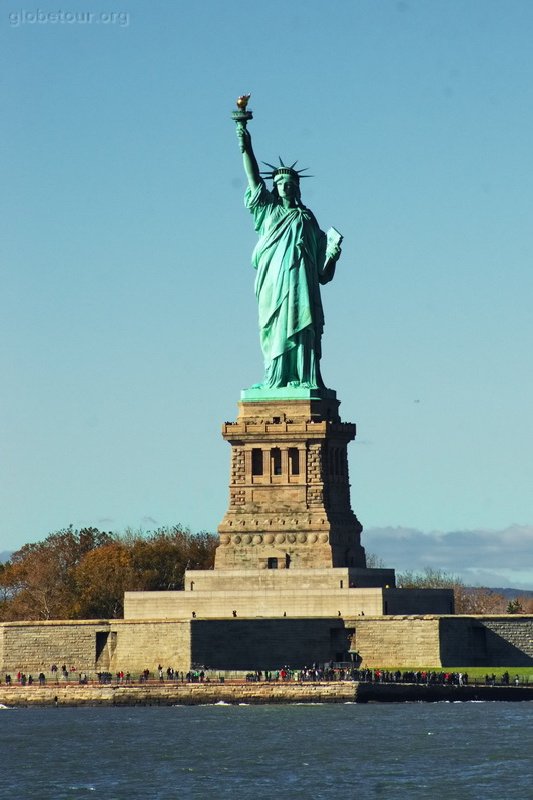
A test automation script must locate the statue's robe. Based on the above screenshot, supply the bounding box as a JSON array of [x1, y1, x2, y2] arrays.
[[245, 181, 334, 388]]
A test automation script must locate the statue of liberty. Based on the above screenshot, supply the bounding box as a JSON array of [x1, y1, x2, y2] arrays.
[[234, 97, 342, 392]]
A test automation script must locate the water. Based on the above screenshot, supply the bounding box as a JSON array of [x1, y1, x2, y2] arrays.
[[2, 702, 533, 799]]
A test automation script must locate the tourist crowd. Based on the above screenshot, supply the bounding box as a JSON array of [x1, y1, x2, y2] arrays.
[[0, 665, 527, 687]]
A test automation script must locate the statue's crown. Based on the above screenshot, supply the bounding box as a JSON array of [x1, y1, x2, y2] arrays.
[[261, 158, 311, 182]]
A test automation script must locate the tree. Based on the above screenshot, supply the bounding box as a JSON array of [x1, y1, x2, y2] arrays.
[[365, 552, 386, 569], [74, 526, 217, 617], [0, 526, 113, 621], [397, 567, 458, 590], [0, 524, 217, 620], [128, 526, 217, 590], [0, 561, 19, 619], [515, 595, 533, 614], [456, 586, 507, 615], [397, 566, 507, 614], [507, 598, 525, 614], [74, 542, 136, 618]]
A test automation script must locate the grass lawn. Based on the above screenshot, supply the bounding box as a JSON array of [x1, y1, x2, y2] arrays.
[[442, 666, 533, 682], [378, 666, 533, 682]]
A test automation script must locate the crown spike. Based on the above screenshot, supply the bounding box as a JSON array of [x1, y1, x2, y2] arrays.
[[259, 158, 314, 182]]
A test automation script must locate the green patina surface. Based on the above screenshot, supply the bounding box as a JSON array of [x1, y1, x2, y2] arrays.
[[234, 98, 343, 398], [240, 386, 337, 402]]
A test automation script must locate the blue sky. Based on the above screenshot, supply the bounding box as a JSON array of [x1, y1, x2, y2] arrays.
[[1, 0, 532, 587]]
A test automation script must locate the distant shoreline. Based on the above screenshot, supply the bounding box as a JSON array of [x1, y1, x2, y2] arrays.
[[1, 681, 533, 707]]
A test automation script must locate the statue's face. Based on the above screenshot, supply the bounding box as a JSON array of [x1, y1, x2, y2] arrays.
[[275, 176, 299, 201]]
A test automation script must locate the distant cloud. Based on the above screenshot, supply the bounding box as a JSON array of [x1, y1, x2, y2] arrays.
[[363, 525, 533, 590]]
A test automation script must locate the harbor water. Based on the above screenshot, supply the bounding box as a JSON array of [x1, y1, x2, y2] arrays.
[[2, 701, 532, 799]]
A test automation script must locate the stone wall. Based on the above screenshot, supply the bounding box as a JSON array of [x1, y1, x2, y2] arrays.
[[349, 616, 442, 667], [123, 587, 387, 620], [0, 682, 359, 706], [3, 615, 533, 675], [124, 582, 453, 621], [439, 616, 533, 666], [350, 615, 533, 668], [190, 618, 350, 671], [384, 588, 454, 615], [112, 620, 191, 673], [0, 616, 445, 674], [0, 620, 192, 675], [183, 568, 395, 593], [1, 621, 107, 673]]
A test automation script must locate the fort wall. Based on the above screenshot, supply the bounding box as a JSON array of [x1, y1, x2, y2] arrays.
[[1, 681, 532, 707], [2, 616, 532, 675]]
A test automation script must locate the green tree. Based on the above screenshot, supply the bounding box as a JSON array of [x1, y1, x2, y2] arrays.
[[507, 598, 525, 614]]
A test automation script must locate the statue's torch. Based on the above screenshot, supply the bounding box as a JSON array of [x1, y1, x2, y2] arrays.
[[232, 94, 253, 152]]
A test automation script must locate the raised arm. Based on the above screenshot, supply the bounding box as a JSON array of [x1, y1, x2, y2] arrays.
[[236, 123, 261, 191]]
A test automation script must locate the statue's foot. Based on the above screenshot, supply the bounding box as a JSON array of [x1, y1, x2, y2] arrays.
[[287, 381, 300, 388], [250, 383, 263, 389]]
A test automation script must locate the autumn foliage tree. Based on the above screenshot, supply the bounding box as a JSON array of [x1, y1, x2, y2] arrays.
[[0, 527, 112, 621], [74, 527, 217, 618], [0, 524, 217, 621], [74, 541, 136, 619]]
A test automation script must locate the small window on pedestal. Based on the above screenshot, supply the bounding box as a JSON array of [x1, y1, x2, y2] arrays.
[[289, 448, 300, 475], [271, 447, 282, 476], [252, 448, 263, 475]]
